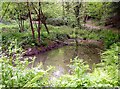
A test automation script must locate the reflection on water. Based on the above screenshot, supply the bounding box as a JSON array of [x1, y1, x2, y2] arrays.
[[33, 45, 101, 77]]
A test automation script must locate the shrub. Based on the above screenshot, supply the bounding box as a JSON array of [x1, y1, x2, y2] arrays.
[[99, 30, 119, 48]]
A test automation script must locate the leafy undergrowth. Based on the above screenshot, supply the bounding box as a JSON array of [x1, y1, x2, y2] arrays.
[[1, 23, 119, 87], [0, 40, 52, 87], [1, 39, 119, 88], [2, 24, 119, 49], [50, 42, 119, 87]]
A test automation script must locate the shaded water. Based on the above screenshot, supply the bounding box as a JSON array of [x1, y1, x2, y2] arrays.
[[32, 45, 101, 77]]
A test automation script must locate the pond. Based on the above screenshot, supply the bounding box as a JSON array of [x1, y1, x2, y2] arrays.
[[30, 45, 101, 78]]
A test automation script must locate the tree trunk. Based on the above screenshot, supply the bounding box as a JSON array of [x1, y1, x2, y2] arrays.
[[74, 1, 81, 28], [21, 20, 24, 32], [19, 18, 24, 32], [27, 2, 35, 39], [62, 0, 65, 21], [37, 2, 41, 43], [31, 2, 49, 34], [44, 23, 49, 33], [1, 2, 11, 20], [40, 5, 50, 34]]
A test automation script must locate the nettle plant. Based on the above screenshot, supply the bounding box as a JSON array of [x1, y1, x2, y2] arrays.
[[1, 39, 51, 87], [1, 39, 119, 87], [50, 43, 119, 87]]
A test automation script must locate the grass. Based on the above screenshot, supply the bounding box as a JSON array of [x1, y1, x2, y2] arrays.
[[0, 23, 18, 30]]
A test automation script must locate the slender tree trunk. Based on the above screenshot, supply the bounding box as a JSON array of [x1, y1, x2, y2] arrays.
[[21, 20, 24, 32], [62, 0, 65, 20], [14, 5, 23, 32], [27, 2, 35, 39], [18, 16, 23, 32], [17, 13, 21, 32], [21, 9, 25, 32], [44, 23, 49, 34], [20, 18, 23, 32], [31, 2, 49, 34], [17, 20, 21, 32], [40, 5, 50, 34], [37, 2, 41, 43], [74, 1, 81, 28], [83, 3, 87, 29], [18, 3, 23, 32], [18, 19, 24, 32], [1, 2, 10, 20]]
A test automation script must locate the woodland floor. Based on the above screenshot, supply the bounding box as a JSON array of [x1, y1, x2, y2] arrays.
[[83, 20, 120, 33]]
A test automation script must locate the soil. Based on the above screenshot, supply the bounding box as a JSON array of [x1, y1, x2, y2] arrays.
[[24, 38, 103, 56], [24, 40, 67, 56], [82, 20, 120, 33]]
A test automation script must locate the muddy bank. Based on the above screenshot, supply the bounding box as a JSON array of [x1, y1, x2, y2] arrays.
[[24, 41, 67, 56], [64, 39, 104, 47], [24, 39, 104, 56]]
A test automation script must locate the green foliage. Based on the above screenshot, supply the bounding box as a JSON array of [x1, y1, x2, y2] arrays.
[[99, 30, 119, 48], [1, 40, 51, 87], [110, 2, 120, 15], [1, 25, 119, 87], [42, 3, 62, 18], [87, 2, 111, 20], [0, 23, 18, 30], [2, 27, 37, 48], [2, 2, 28, 20], [2, 22, 118, 49], [91, 43, 119, 86], [1, 2, 120, 88], [50, 43, 119, 87], [87, 2, 103, 19]]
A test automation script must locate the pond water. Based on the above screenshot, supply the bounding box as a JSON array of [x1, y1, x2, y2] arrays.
[[31, 45, 101, 77]]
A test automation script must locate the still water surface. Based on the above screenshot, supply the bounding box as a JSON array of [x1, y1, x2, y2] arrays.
[[31, 45, 101, 77]]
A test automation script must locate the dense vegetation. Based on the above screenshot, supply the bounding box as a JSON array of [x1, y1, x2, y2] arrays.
[[0, 1, 119, 88], [1, 40, 119, 87]]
